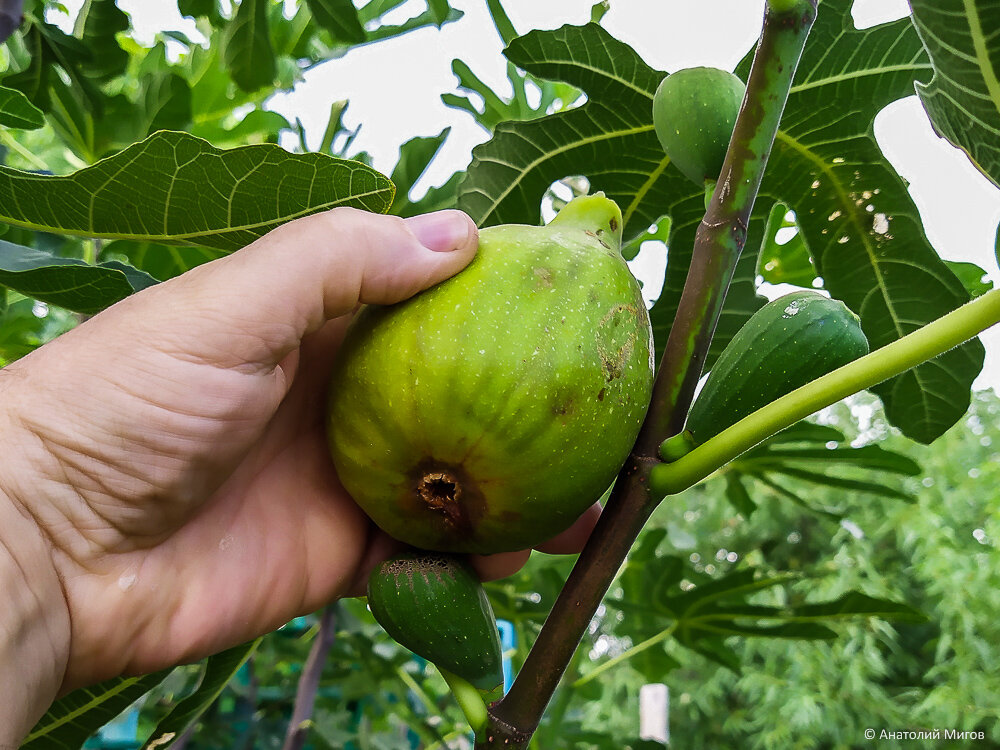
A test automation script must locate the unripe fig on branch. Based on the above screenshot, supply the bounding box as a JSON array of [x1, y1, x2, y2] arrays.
[[327, 194, 654, 553], [367, 552, 504, 704], [683, 291, 870, 446], [652, 66, 746, 186]]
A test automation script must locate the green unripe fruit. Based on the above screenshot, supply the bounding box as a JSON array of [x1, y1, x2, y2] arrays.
[[652, 67, 746, 186], [658, 430, 695, 463], [686, 291, 869, 444], [327, 194, 654, 553], [367, 553, 503, 701]]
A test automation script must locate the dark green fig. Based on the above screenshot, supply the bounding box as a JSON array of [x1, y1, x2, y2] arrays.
[[686, 291, 870, 444], [327, 194, 654, 553], [652, 67, 746, 186], [367, 552, 503, 700]]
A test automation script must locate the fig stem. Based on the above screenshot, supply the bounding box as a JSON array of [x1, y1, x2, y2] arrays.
[[651, 288, 1000, 497], [440, 667, 489, 733], [480, 3, 817, 747]]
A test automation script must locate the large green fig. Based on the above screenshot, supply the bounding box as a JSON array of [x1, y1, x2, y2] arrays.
[[327, 194, 654, 553], [652, 67, 746, 186], [367, 553, 503, 702]]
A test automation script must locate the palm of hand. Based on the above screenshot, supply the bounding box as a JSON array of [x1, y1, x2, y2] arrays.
[[16, 295, 371, 688]]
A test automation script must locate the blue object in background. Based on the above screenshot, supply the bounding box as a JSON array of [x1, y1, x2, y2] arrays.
[[497, 619, 516, 694], [83, 707, 140, 750]]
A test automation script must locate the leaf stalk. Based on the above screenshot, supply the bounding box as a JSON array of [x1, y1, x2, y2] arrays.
[[651, 288, 1000, 497]]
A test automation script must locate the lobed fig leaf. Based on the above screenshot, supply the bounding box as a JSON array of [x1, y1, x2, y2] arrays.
[[652, 66, 746, 186], [327, 194, 654, 553]]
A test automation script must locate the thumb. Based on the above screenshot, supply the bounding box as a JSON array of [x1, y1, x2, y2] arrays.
[[349, 210, 481, 307], [223, 206, 479, 328], [113, 208, 479, 370]]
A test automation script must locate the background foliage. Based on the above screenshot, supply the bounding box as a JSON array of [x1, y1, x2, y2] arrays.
[[2, 0, 998, 747], [99, 392, 1000, 750]]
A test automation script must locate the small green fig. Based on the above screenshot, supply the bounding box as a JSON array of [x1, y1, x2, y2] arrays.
[[367, 552, 503, 702], [652, 67, 746, 186], [327, 193, 654, 553], [658, 430, 695, 463]]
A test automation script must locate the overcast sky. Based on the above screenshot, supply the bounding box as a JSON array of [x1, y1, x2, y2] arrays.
[[58, 0, 1000, 391]]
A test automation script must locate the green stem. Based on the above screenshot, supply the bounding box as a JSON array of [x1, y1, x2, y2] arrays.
[[395, 665, 440, 718], [651, 288, 1000, 497], [440, 668, 489, 733], [425, 730, 483, 750], [394, 667, 452, 749], [484, 0, 518, 45], [0, 130, 47, 171], [82, 239, 99, 265], [572, 623, 677, 689]]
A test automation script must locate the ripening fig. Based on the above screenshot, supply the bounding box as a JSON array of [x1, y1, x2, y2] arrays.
[[652, 66, 746, 186], [327, 194, 654, 553]]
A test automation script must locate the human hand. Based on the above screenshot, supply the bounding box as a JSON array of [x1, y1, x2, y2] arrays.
[[0, 208, 600, 740]]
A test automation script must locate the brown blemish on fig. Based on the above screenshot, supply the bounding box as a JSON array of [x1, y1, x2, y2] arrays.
[[609, 216, 618, 231], [586, 229, 611, 250], [597, 304, 640, 382], [597, 388, 606, 401], [382, 553, 455, 590], [533, 267, 554, 288], [554, 398, 575, 417]]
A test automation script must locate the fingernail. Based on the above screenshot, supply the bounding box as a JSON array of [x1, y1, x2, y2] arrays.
[[406, 210, 472, 252]]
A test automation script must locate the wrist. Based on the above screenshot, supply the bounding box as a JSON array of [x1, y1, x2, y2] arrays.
[[0, 374, 71, 744]]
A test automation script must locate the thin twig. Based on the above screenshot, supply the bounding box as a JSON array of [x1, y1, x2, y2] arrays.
[[281, 605, 339, 750]]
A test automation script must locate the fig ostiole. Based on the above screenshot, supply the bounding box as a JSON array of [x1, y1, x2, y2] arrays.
[[366, 552, 504, 722], [327, 193, 654, 554], [652, 66, 746, 187]]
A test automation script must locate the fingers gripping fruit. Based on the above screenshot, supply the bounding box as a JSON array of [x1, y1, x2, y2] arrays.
[[683, 291, 870, 445], [367, 553, 504, 703], [327, 194, 654, 553], [652, 66, 746, 186]]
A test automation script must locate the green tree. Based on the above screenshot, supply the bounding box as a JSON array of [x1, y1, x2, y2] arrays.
[[4, 0, 1000, 748]]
